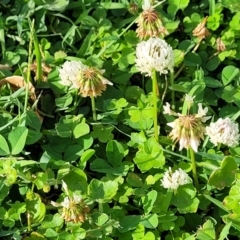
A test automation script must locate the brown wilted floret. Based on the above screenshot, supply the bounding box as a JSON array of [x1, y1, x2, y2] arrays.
[[216, 38, 226, 52], [192, 16, 210, 40], [136, 8, 168, 40]]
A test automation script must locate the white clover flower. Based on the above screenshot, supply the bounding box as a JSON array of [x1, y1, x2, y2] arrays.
[[135, 38, 174, 77], [58, 60, 85, 88], [161, 168, 190, 190], [206, 117, 240, 147], [166, 102, 211, 152], [163, 102, 172, 115], [58, 60, 113, 97]]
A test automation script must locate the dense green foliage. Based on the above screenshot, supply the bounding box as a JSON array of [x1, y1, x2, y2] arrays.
[[1, 0, 240, 239]]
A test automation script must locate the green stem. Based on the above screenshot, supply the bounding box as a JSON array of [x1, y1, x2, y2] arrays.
[[161, 189, 173, 213], [32, 22, 42, 84], [152, 69, 159, 141], [99, 201, 103, 214], [91, 96, 97, 121], [24, 19, 34, 114], [27, 212, 31, 232], [170, 71, 175, 110], [189, 147, 199, 191]]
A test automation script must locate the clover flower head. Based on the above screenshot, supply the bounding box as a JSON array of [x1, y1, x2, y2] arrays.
[[135, 38, 174, 76], [59, 60, 113, 97], [205, 117, 240, 147], [192, 16, 210, 40], [136, 0, 168, 40], [58, 60, 85, 88], [51, 181, 90, 223], [165, 102, 211, 152], [161, 167, 190, 190]]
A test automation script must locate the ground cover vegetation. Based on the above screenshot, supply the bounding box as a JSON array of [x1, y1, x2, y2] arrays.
[[1, 0, 240, 239]]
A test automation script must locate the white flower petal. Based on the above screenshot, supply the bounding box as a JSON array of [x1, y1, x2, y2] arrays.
[[161, 168, 190, 190], [163, 102, 172, 115], [135, 38, 174, 76], [206, 117, 240, 147]]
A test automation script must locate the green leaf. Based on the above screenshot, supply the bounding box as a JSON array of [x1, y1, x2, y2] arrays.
[[90, 124, 114, 143], [26, 111, 42, 131], [184, 52, 202, 66], [63, 145, 84, 162], [204, 77, 223, 88], [167, 0, 190, 15], [80, 149, 95, 168], [221, 0, 240, 12], [221, 65, 239, 86], [174, 49, 184, 66], [39, 213, 64, 229], [37, 0, 70, 11], [219, 221, 232, 240], [133, 137, 165, 173], [8, 126, 28, 155], [73, 123, 90, 139], [88, 179, 118, 202], [125, 86, 144, 103], [196, 219, 216, 240], [126, 173, 143, 187], [141, 190, 157, 214], [0, 134, 10, 156], [55, 94, 73, 108], [141, 214, 159, 229], [34, 172, 48, 190], [172, 184, 199, 213], [208, 156, 237, 189], [205, 56, 220, 71], [223, 179, 240, 215], [106, 140, 124, 166], [90, 158, 129, 175], [120, 216, 142, 233], [63, 168, 87, 192], [55, 123, 73, 138]]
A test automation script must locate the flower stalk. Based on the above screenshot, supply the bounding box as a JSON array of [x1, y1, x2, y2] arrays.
[[91, 96, 97, 121], [189, 147, 199, 191], [152, 69, 159, 141], [170, 71, 175, 109]]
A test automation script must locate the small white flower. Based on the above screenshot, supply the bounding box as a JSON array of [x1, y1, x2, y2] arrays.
[[206, 117, 240, 147], [142, 0, 152, 10], [58, 60, 85, 88], [163, 102, 172, 115], [161, 168, 190, 190], [195, 103, 211, 122], [185, 94, 195, 108], [135, 38, 174, 77]]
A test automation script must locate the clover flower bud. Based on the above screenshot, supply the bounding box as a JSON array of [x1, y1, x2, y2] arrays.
[[136, 0, 168, 40]]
